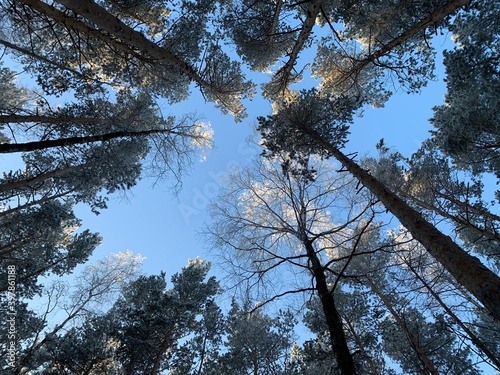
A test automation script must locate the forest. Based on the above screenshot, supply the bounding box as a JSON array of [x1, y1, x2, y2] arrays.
[[0, 0, 499, 374]]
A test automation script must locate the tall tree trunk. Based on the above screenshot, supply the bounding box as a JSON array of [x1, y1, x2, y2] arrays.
[[307, 130, 500, 321], [48, 0, 205, 86], [304, 240, 358, 375], [0, 128, 167, 154], [365, 278, 439, 375], [272, 0, 324, 94], [405, 261, 500, 370]]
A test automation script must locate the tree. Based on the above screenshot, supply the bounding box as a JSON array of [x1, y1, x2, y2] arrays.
[[0, 88, 214, 189], [0, 89, 211, 157], [313, 0, 468, 104], [203, 301, 297, 375], [260, 0, 468, 102], [0, 76, 216, 234], [3, 0, 255, 120], [222, 0, 297, 73], [0, 300, 45, 373], [300, 288, 389, 375], [431, 0, 500, 178], [0, 64, 29, 143], [263, 0, 324, 97], [298, 221, 482, 374], [168, 298, 225, 375], [24, 257, 218, 375], [362, 139, 500, 270], [391, 234, 500, 371], [257, 88, 500, 321], [336, 224, 485, 374], [37, 315, 121, 375], [7, 250, 144, 373], [103, 258, 219, 375], [206, 153, 382, 374], [0, 200, 101, 299], [2, 0, 498, 373]]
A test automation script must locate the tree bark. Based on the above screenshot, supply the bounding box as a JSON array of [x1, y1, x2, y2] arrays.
[[272, 0, 323, 94], [0, 128, 167, 154], [307, 130, 500, 321], [304, 240, 358, 375]]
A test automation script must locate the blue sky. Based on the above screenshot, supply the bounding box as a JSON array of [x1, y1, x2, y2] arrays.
[[72, 51, 449, 286]]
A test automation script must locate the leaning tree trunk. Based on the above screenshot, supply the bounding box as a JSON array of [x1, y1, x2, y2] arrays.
[[347, 0, 469, 79], [405, 261, 500, 370], [307, 130, 500, 321], [304, 239, 358, 375], [0, 128, 167, 154], [271, 0, 324, 94], [365, 278, 439, 374]]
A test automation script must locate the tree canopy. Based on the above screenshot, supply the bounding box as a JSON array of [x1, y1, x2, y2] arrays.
[[1, 0, 499, 373]]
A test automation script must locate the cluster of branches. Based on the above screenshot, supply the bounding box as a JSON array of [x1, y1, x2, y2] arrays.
[[206, 150, 500, 374]]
